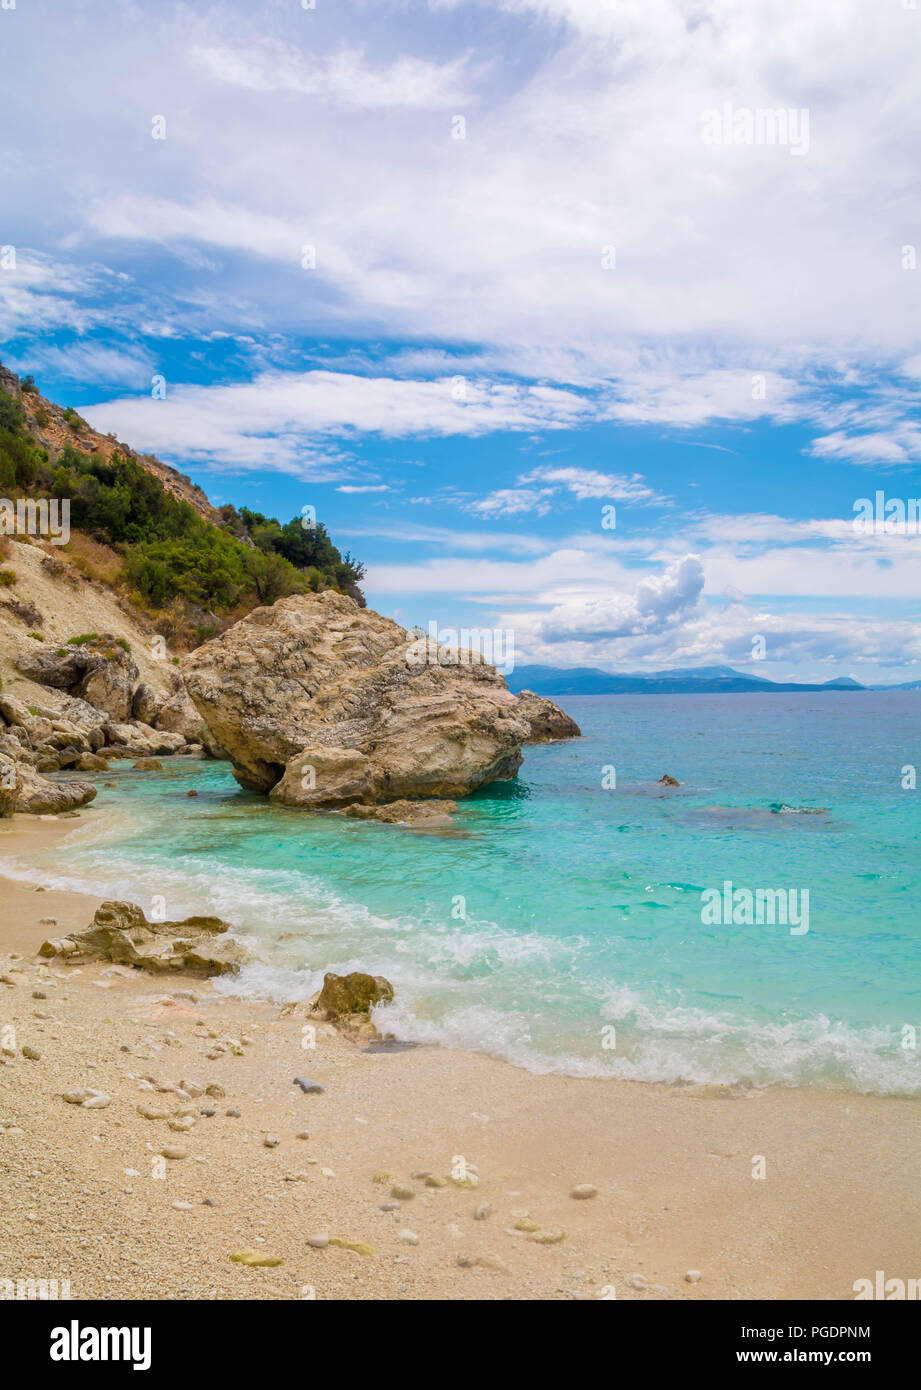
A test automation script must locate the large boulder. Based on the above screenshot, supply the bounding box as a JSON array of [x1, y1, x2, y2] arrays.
[[153, 673, 207, 742], [514, 690, 581, 742], [40, 900, 245, 976], [181, 591, 530, 803], [0, 752, 97, 814]]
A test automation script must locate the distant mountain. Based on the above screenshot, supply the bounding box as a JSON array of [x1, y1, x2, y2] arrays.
[[506, 665, 868, 695]]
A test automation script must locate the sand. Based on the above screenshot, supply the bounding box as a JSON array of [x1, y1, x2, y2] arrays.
[[1, 812, 918, 1302]]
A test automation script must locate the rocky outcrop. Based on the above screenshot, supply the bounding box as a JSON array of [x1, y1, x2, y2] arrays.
[[0, 751, 97, 815], [39, 900, 245, 976], [316, 971, 394, 1018], [515, 690, 581, 742], [181, 591, 530, 804]]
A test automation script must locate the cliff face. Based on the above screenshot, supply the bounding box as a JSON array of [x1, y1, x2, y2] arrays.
[[182, 590, 533, 804]]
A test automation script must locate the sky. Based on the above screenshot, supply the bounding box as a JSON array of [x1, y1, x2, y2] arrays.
[[1, 0, 920, 683]]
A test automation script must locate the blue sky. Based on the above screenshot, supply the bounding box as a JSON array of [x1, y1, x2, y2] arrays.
[[2, 0, 920, 681]]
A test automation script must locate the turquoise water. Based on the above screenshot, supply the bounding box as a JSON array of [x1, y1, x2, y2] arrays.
[[8, 692, 921, 1093]]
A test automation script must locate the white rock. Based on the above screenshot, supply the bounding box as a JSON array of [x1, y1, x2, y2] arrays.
[[685, 1269, 702, 1284]]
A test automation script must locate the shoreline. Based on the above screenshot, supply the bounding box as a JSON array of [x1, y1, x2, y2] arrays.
[[1, 811, 919, 1300]]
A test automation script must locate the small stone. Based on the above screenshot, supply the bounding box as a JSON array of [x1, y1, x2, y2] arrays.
[[628, 1274, 646, 1290], [328, 1238, 374, 1256], [137, 1104, 170, 1120], [424, 1174, 447, 1188], [399, 1230, 419, 1245], [205, 1084, 225, 1098], [390, 1184, 415, 1200], [306, 1234, 330, 1248], [293, 1077, 324, 1094], [473, 1203, 493, 1220], [171, 1201, 194, 1211], [63, 1090, 93, 1105], [82, 1092, 112, 1109], [372, 1170, 399, 1185], [296, 1131, 310, 1140], [32, 990, 47, 1000], [21, 1046, 41, 1060], [378, 1202, 400, 1212], [159, 1146, 188, 1160], [168, 1117, 195, 1132], [685, 1270, 702, 1284], [514, 1218, 541, 1233], [202, 1198, 217, 1207], [456, 1253, 477, 1268], [225, 1108, 241, 1118], [527, 1229, 566, 1245], [264, 1135, 279, 1148], [230, 1249, 283, 1267], [570, 1184, 598, 1200]]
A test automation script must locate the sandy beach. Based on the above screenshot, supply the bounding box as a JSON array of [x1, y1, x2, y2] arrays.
[[1, 811, 918, 1302]]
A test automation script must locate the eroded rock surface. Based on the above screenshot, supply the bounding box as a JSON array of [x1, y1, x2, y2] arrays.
[[181, 591, 530, 804], [514, 690, 581, 742], [39, 900, 244, 976]]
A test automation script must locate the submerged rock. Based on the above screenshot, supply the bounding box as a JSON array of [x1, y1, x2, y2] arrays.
[[180, 590, 530, 803], [514, 690, 581, 742], [657, 774, 680, 786], [343, 799, 457, 825], [40, 899, 245, 976]]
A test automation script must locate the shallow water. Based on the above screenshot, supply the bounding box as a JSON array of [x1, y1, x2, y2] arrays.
[[10, 691, 921, 1093]]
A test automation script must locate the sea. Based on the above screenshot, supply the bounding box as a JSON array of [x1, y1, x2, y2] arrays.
[[6, 691, 920, 1094]]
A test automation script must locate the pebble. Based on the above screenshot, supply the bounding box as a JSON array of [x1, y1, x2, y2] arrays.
[[390, 1184, 415, 1201], [379, 1202, 400, 1213], [32, 990, 47, 1000], [306, 1234, 330, 1248], [205, 1084, 225, 1098], [21, 1046, 41, 1060], [296, 1131, 310, 1140], [264, 1135, 280, 1148], [399, 1230, 419, 1245], [171, 1201, 194, 1211], [293, 1077, 324, 1094], [159, 1146, 188, 1160], [202, 1198, 217, 1207], [328, 1238, 374, 1256], [424, 1175, 447, 1188], [527, 1229, 566, 1245], [628, 1274, 646, 1290], [473, 1203, 493, 1220], [570, 1184, 598, 1200], [168, 1117, 196, 1132], [514, 1218, 541, 1233], [372, 1170, 399, 1185], [225, 1108, 241, 1118], [82, 1092, 112, 1109], [137, 1105, 170, 1120], [685, 1270, 702, 1284]]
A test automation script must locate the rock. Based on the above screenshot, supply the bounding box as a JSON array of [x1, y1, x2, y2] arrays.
[[306, 1234, 330, 1248], [38, 937, 78, 957], [657, 774, 680, 787], [82, 1092, 112, 1109], [159, 1146, 188, 1160], [171, 1201, 194, 1211], [399, 1230, 419, 1244], [527, 1229, 566, 1245], [372, 1170, 400, 1185], [685, 1269, 702, 1284], [60, 900, 245, 976], [186, 789, 198, 797], [514, 1218, 541, 1232], [132, 683, 162, 726], [1, 756, 97, 816], [264, 1134, 280, 1148], [153, 673, 206, 742], [225, 1108, 241, 1118], [515, 690, 581, 742], [424, 1175, 447, 1189], [316, 971, 394, 1019], [344, 799, 458, 825], [296, 1131, 310, 1140], [570, 1184, 598, 1200], [137, 1104, 171, 1120], [205, 1083, 225, 1098], [15, 636, 139, 721], [132, 757, 163, 771], [473, 1203, 493, 1220], [230, 1249, 283, 1267], [293, 1077, 324, 1094], [390, 1184, 415, 1201], [21, 1045, 40, 1060], [628, 1274, 646, 1289], [74, 753, 109, 772], [180, 590, 530, 801]]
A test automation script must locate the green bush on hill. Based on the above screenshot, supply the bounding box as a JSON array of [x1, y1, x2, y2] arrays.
[[0, 380, 364, 623]]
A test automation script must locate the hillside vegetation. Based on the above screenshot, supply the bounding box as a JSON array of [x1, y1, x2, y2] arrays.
[[0, 368, 364, 649]]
